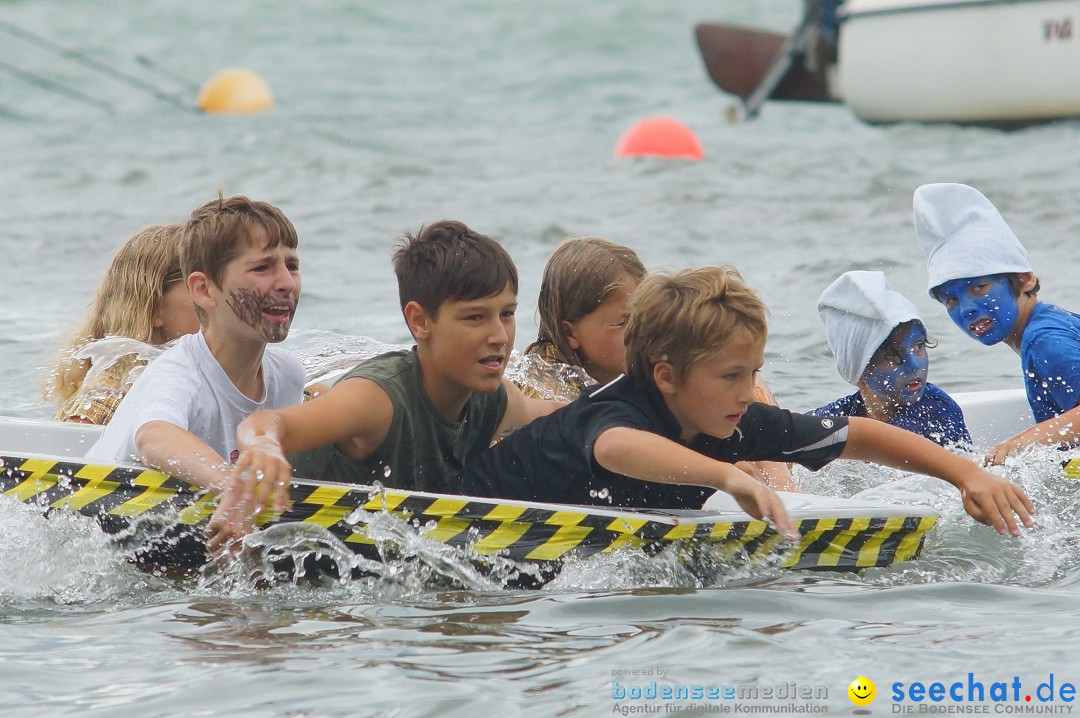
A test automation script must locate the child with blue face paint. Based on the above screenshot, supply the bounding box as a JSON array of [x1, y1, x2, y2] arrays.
[[916, 182, 1080, 464], [809, 271, 971, 447]]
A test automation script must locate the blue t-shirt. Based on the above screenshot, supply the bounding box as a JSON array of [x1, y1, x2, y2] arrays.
[[1021, 302, 1080, 423], [809, 382, 970, 447]]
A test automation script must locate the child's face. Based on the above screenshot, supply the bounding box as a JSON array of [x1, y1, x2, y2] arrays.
[[564, 276, 637, 384], [933, 274, 1018, 345], [861, 322, 929, 406], [209, 228, 301, 344], [426, 282, 517, 394], [152, 279, 199, 344], [659, 332, 764, 442]]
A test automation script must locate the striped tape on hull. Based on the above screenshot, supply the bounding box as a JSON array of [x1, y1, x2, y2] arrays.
[[0, 454, 935, 576]]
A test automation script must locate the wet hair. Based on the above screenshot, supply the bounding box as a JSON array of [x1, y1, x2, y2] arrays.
[[625, 265, 767, 386], [525, 237, 646, 368], [392, 220, 518, 319], [44, 222, 187, 408]]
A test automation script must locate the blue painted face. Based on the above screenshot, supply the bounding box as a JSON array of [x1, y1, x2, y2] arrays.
[[862, 321, 929, 407], [932, 275, 1019, 346]]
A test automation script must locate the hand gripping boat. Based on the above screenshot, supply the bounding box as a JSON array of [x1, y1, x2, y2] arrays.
[[0, 417, 939, 584]]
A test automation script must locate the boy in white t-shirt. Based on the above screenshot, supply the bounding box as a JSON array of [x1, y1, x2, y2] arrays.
[[87, 195, 305, 507]]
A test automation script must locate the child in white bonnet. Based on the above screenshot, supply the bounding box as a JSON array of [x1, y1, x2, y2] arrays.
[[809, 270, 970, 447], [915, 182, 1080, 464]]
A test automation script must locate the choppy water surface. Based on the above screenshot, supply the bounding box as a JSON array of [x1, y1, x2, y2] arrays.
[[3, 0, 1080, 715]]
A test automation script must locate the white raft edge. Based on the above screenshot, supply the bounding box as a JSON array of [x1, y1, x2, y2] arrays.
[[0, 416, 937, 525]]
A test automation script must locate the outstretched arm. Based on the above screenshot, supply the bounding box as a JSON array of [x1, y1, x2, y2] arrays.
[[986, 402, 1080, 466], [206, 377, 395, 554], [135, 420, 231, 492], [840, 417, 1035, 536], [593, 427, 797, 539]]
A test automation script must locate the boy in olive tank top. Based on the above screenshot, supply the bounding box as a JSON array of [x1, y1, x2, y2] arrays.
[[207, 220, 563, 552]]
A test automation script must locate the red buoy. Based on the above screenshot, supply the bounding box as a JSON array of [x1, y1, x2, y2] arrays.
[[614, 117, 705, 160]]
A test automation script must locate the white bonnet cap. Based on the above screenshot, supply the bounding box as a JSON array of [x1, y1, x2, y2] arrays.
[[913, 183, 1033, 293], [818, 270, 921, 385]]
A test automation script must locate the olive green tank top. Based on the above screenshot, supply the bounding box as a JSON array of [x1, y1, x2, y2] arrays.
[[289, 349, 508, 493]]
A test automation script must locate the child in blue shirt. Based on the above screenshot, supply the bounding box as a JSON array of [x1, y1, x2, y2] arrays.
[[914, 182, 1080, 464], [809, 271, 970, 447]]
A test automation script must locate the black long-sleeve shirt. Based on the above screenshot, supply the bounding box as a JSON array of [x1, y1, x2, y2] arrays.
[[455, 375, 849, 510]]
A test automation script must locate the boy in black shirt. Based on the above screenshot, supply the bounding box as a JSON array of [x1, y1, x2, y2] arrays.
[[457, 266, 1034, 538]]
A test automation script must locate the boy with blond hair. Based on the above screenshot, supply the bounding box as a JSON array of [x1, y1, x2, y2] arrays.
[[87, 195, 305, 499], [455, 266, 1034, 538], [207, 220, 561, 552]]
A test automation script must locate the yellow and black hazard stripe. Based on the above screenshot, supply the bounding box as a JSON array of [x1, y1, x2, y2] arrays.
[[0, 453, 935, 575], [1063, 458, 1080, 479]]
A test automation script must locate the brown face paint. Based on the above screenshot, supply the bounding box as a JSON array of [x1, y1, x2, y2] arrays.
[[226, 287, 292, 342]]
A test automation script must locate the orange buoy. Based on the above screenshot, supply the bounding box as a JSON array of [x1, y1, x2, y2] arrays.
[[196, 68, 274, 114], [614, 117, 704, 160]]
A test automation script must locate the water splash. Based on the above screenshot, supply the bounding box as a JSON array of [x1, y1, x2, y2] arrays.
[[549, 540, 790, 591], [799, 443, 1080, 589], [5, 438, 1080, 602], [285, 329, 401, 384], [194, 502, 544, 599], [502, 351, 594, 401], [199, 523, 375, 593], [0, 496, 159, 606]]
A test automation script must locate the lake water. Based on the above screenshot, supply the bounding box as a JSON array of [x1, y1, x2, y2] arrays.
[[2, 1, 1080, 715]]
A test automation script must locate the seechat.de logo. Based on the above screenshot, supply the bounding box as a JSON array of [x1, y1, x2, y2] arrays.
[[848, 676, 876, 707]]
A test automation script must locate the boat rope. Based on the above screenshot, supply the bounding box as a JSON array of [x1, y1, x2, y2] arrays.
[[134, 54, 201, 94], [0, 58, 114, 112], [0, 19, 197, 112]]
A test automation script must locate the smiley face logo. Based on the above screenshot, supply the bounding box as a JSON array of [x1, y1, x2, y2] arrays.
[[848, 676, 876, 706]]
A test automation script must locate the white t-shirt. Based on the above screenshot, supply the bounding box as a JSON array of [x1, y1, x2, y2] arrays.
[[86, 332, 305, 466]]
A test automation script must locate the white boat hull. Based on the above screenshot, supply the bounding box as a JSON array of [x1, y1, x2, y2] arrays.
[[837, 0, 1080, 124], [951, 387, 1033, 446], [0, 417, 938, 579]]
